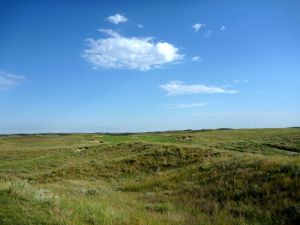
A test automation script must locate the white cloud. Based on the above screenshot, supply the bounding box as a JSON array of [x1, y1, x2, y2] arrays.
[[191, 56, 202, 62], [169, 103, 207, 109], [107, 14, 128, 24], [160, 81, 238, 96], [221, 25, 226, 31], [192, 23, 205, 32], [137, 24, 144, 28], [0, 71, 25, 90], [83, 30, 183, 71]]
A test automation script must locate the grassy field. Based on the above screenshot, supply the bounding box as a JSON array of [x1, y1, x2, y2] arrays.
[[0, 128, 299, 225]]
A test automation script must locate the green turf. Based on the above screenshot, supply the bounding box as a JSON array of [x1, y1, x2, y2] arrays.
[[0, 128, 299, 224]]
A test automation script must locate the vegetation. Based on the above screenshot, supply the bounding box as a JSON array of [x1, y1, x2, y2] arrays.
[[0, 128, 299, 225]]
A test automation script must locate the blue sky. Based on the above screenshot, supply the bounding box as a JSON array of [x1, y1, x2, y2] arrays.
[[0, 0, 300, 133]]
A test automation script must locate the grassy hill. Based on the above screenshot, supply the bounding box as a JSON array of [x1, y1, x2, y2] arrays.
[[0, 128, 299, 225]]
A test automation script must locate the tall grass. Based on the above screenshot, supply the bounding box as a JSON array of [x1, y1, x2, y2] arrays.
[[0, 128, 299, 224]]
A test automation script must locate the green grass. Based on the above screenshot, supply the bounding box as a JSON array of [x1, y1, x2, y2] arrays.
[[0, 128, 299, 224]]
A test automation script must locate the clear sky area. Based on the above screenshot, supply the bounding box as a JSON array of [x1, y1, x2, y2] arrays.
[[0, 0, 300, 133]]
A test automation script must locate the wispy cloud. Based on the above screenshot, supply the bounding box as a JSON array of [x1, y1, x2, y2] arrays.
[[192, 23, 205, 32], [191, 56, 202, 62], [169, 102, 207, 109], [0, 71, 25, 90], [160, 81, 238, 96], [83, 30, 183, 71], [97, 29, 121, 37], [107, 14, 128, 24], [204, 30, 212, 38], [221, 25, 226, 31], [137, 24, 144, 28], [233, 79, 249, 84]]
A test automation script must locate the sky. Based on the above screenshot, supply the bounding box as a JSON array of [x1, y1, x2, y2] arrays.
[[0, 0, 300, 133]]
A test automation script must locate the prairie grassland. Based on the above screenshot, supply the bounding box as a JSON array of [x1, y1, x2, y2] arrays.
[[0, 128, 299, 225]]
